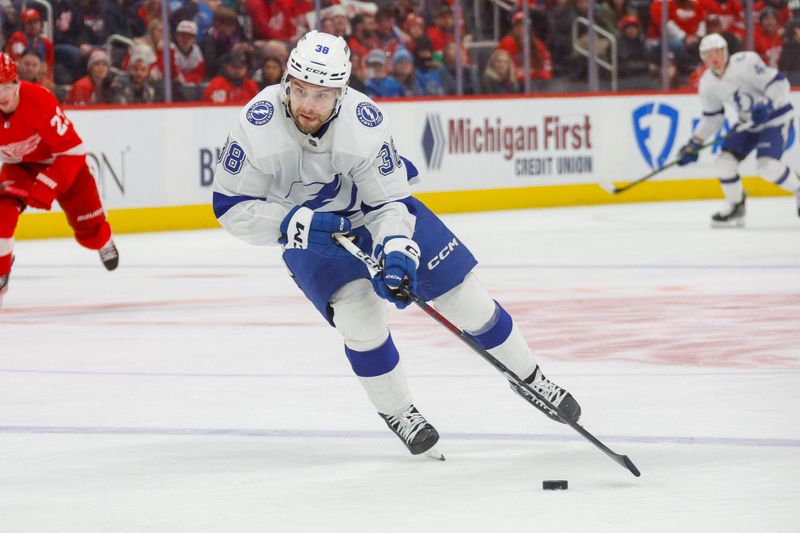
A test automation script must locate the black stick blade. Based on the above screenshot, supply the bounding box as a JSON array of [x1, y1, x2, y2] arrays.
[[623, 455, 641, 477]]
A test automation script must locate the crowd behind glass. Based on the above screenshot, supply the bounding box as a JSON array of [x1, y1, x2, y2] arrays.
[[2, 0, 798, 105]]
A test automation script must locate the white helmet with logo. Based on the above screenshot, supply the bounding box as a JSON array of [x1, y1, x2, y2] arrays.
[[282, 30, 351, 124], [285, 30, 351, 88]]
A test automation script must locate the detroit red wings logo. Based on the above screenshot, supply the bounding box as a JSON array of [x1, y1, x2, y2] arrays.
[[0, 133, 42, 162]]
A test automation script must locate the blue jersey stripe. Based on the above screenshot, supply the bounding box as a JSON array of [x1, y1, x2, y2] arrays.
[[212, 191, 266, 219], [765, 72, 787, 90]]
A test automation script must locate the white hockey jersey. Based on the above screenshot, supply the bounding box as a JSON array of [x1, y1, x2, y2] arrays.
[[212, 85, 418, 247], [694, 51, 793, 140]]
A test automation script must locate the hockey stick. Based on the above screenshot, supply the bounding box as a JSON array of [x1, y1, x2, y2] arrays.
[[600, 122, 752, 195], [335, 233, 641, 477]]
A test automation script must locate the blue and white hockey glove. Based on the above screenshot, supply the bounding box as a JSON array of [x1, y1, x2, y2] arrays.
[[279, 206, 351, 257], [750, 100, 773, 126], [372, 236, 421, 309], [677, 139, 703, 166]]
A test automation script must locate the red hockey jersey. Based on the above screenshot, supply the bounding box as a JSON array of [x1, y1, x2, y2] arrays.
[[0, 81, 86, 190]]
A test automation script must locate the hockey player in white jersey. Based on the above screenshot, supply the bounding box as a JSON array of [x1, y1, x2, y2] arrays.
[[212, 31, 580, 458], [677, 33, 800, 227]]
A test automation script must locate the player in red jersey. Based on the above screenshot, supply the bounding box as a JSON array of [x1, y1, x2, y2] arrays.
[[0, 53, 118, 305]]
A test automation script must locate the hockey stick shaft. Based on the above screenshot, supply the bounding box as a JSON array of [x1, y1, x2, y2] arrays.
[[335, 233, 641, 477], [609, 122, 753, 195]]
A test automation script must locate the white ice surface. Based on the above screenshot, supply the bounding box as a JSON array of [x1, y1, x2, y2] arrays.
[[1, 198, 799, 532]]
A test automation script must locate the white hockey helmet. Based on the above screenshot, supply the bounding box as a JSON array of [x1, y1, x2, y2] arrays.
[[699, 33, 728, 55], [285, 30, 351, 88], [282, 30, 351, 125]]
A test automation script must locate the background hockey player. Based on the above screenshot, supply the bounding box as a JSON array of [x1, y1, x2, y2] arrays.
[[677, 33, 800, 227], [0, 53, 118, 305], [212, 31, 580, 458]]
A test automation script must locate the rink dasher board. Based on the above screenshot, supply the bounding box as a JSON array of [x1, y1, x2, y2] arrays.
[[13, 92, 798, 238]]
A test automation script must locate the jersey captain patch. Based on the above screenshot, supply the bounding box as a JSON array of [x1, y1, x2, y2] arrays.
[[246, 101, 275, 126], [356, 102, 383, 128]]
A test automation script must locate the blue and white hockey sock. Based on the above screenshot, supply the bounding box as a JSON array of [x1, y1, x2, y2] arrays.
[[466, 302, 538, 380], [719, 175, 744, 204], [345, 334, 412, 416], [773, 166, 800, 193]]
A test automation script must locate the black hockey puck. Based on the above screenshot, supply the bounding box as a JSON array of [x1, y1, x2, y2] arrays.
[[542, 480, 568, 490]]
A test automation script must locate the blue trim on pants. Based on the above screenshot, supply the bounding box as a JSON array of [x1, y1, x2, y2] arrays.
[[344, 335, 399, 377]]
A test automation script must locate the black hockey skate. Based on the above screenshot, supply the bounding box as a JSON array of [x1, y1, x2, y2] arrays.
[[98, 239, 119, 271], [711, 192, 746, 228], [510, 366, 582, 424], [380, 404, 441, 456]]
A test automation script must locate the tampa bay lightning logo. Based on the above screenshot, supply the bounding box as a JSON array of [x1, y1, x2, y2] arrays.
[[246, 100, 274, 126], [356, 102, 383, 128], [733, 90, 754, 114], [632, 102, 679, 169]]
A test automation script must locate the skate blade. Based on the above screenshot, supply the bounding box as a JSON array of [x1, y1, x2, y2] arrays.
[[710, 219, 745, 229], [424, 446, 445, 461]]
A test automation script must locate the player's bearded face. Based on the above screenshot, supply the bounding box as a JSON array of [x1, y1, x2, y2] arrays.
[[289, 79, 339, 134], [0, 82, 20, 114], [702, 48, 727, 74]]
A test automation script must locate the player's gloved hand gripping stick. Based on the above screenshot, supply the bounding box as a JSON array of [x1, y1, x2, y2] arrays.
[[334, 233, 641, 477], [600, 121, 753, 195]]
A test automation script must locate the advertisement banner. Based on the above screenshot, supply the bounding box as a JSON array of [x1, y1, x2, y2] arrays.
[[14, 91, 800, 238]]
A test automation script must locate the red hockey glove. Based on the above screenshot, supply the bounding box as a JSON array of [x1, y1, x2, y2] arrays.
[[27, 173, 58, 211]]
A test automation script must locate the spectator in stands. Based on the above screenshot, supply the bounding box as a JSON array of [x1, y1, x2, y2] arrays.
[[256, 39, 290, 66], [754, 0, 792, 28], [6, 9, 54, 75], [252, 54, 282, 90], [325, 5, 350, 39], [133, 19, 163, 72], [51, 0, 92, 85], [347, 51, 368, 93], [138, 0, 162, 27], [412, 36, 445, 96], [246, 0, 311, 42], [778, 20, 800, 85], [173, 0, 216, 38], [200, 6, 249, 78], [699, 0, 745, 40], [16, 49, 53, 92], [704, 14, 742, 53], [374, 6, 400, 56], [65, 48, 114, 105], [481, 48, 518, 94], [1, 2, 18, 41], [401, 13, 425, 53], [105, 0, 146, 38], [203, 50, 258, 103], [606, 0, 637, 22], [617, 15, 652, 79], [364, 48, 404, 98], [174, 20, 206, 85], [427, 5, 456, 52], [111, 53, 162, 104], [499, 12, 553, 86], [391, 47, 420, 96], [754, 7, 782, 67], [348, 14, 379, 58], [647, 0, 706, 71], [438, 41, 477, 95]]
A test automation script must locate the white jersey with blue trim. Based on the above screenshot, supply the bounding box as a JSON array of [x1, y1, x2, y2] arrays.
[[212, 84, 418, 247], [694, 51, 793, 140]]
